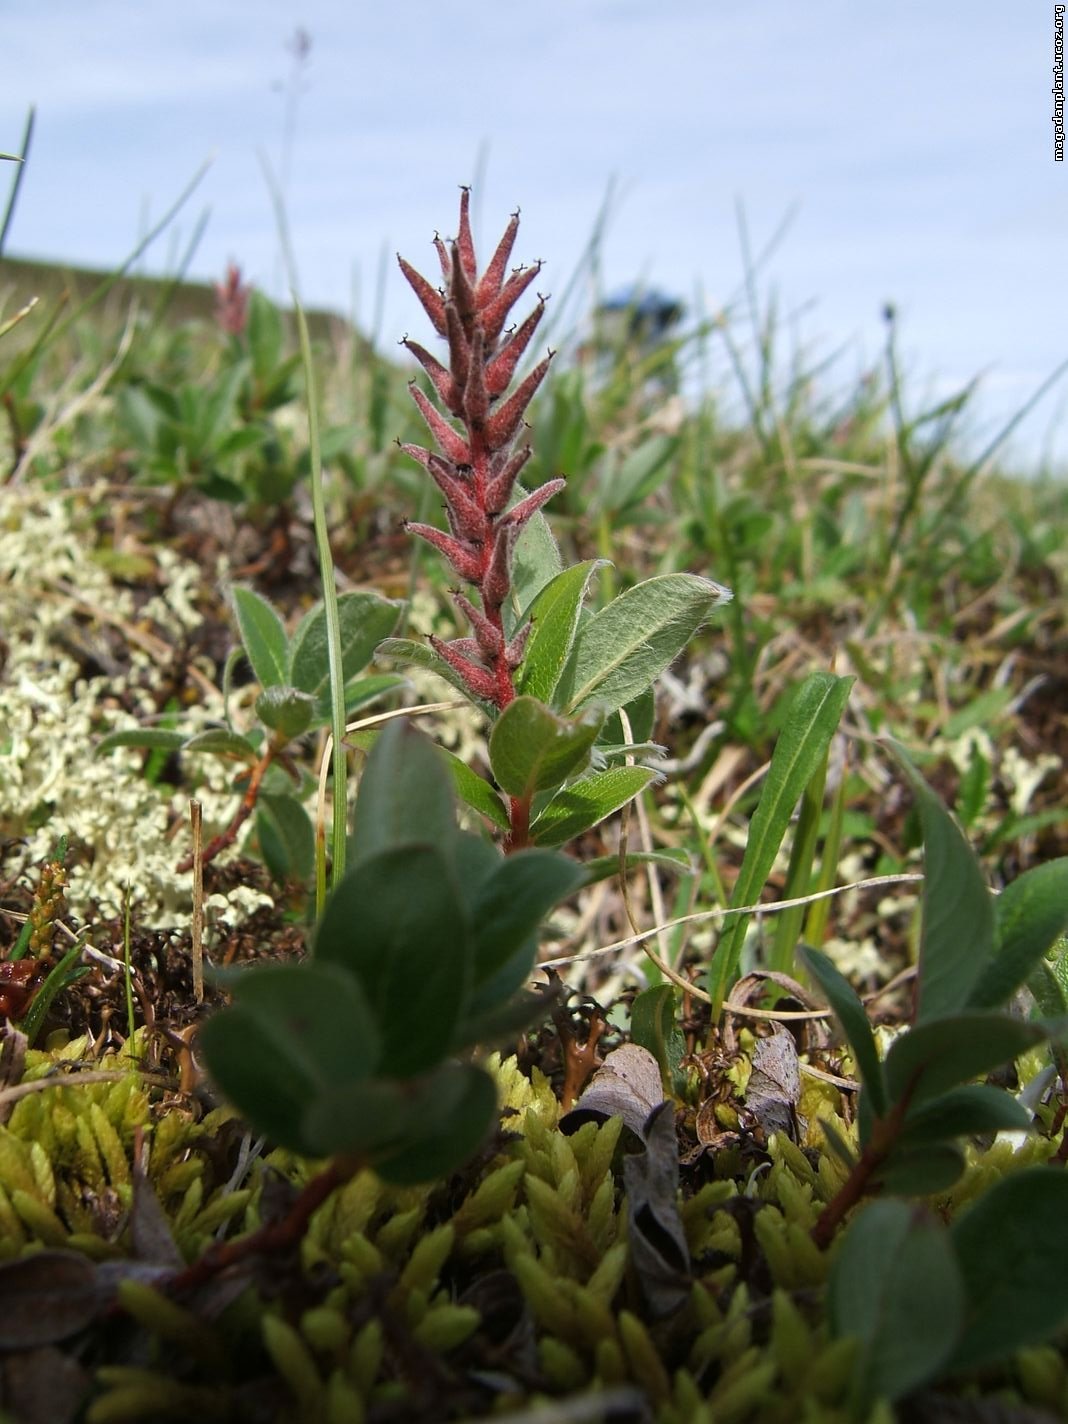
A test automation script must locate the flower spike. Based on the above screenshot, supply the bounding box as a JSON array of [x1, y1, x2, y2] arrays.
[[398, 193, 566, 713]]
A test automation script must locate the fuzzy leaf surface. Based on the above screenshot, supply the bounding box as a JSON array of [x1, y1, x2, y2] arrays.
[[884, 1012, 1052, 1107], [199, 963, 380, 1154], [256, 792, 315, 883], [231, 585, 288, 688], [254, 685, 315, 738], [470, 848, 586, 984], [489, 697, 602, 798], [529, 765, 658, 846], [560, 573, 731, 717], [517, 558, 604, 704], [288, 591, 403, 715], [870, 1143, 966, 1195], [898, 1083, 1032, 1146], [441, 749, 510, 831]]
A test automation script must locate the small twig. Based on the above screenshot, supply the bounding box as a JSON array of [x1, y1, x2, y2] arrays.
[[163, 1156, 355, 1296], [177, 745, 278, 874]]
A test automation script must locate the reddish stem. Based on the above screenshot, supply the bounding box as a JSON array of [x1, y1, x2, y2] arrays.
[[161, 1156, 356, 1296], [810, 1087, 914, 1250], [176, 743, 278, 873]]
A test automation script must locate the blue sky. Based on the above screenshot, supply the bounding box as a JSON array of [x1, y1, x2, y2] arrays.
[[3, 0, 1066, 471]]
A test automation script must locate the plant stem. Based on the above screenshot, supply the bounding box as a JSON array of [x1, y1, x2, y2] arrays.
[[162, 1156, 356, 1297], [810, 1091, 912, 1250], [176, 742, 278, 873]]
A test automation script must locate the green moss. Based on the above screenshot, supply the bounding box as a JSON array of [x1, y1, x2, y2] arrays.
[[0, 1042, 1062, 1422]]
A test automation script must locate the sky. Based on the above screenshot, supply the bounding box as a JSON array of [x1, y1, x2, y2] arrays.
[[2, 0, 1066, 473]]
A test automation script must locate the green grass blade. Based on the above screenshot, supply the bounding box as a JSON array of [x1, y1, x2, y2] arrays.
[[707, 671, 854, 1016]]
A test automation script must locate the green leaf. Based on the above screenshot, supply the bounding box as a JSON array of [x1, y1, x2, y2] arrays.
[[968, 858, 1068, 1009], [288, 591, 403, 715], [601, 434, 678, 514], [231, 585, 288, 689], [885, 1012, 1052, 1108], [300, 1062, 498, 1180], [247, 289, 284, 378], [516, 559, 605, 704], [439, 750, 510, 831], [599, 685, 657, 748], [581, 847, 690, 884], [314, 844, 470, 1075], [300, 1078, 418, 1158], [530, 766, 658, 847], [340, 673, 407, 715], [829, 1199, 964, 1407], [630, 985, 686, 1090], [349, 720, 457, 867], [255, 685, 316, 738], [509, 493, 563, 622], [456, 986, 558, 1051], [470, 849, 586, 985], [375, 1064, 498, 1185], [181, 729, 258, 762], [898, 1083, 1032, 1146], [891, 747, 996, 1021], [95, 729, 188, 756], [949, 1168, 1068, 1372], [559, 573, 731, 717], [708, 673, 854, 1011], [198, 963, 380, 1155], [798, 946, 887, 1116], [256, 792, 315, 883], [870, 1143, 966, 1195], [489, 698, 603, 799]]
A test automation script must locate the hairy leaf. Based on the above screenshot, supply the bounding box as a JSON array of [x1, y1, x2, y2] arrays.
[[489, 697, 602, 798], [517, 558, 605, 704], [529, 765, 658, 846], [231, 585, 288, 688], [559, 573, 731, 717]]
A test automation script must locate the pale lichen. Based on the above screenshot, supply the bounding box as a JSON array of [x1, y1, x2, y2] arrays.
[[0, 488, 272, 929]]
